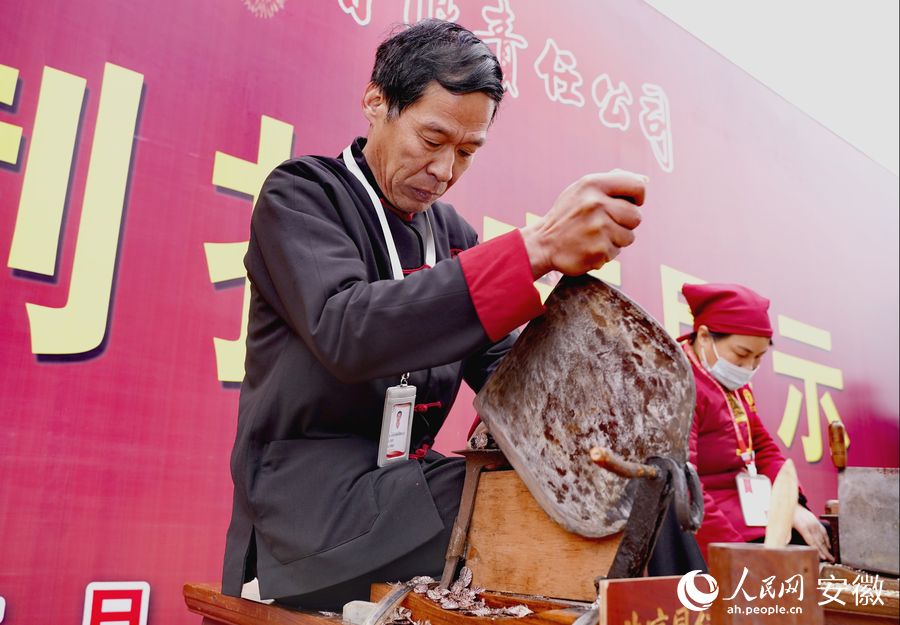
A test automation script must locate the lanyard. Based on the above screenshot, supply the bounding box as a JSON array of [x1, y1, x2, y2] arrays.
[[342, 145, 436, 280], [682, 342, 756, 472]]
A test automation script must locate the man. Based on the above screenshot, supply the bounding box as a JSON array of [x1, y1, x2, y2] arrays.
[[222, 19, 647, 609]]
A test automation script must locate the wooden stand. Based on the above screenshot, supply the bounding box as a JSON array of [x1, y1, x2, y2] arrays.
[[819, 564, 900, 625], [183, 583, 342, 625], [465, 469, 622, 601], [708, 543, 824, 624]]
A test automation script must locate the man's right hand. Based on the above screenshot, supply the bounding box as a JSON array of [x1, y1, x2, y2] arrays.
[[521, 170, 647, 279]]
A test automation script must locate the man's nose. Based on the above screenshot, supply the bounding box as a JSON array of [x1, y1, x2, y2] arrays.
[[426, 147, 454, 183]]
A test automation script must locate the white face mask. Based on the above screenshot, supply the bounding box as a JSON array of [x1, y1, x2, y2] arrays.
[[701, 340, 757, 391]]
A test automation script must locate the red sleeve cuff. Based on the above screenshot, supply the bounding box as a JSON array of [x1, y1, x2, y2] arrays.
[[457, 229, 544, 342]]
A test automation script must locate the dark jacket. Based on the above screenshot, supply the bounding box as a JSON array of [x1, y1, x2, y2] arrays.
[[222, 138, 541, 599]]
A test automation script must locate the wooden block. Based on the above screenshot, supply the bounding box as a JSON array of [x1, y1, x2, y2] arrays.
[[597, 576, 688, 624], [183, 582, 343, 625], [708, 543, 824, 624], [465, 470, 622, 601]]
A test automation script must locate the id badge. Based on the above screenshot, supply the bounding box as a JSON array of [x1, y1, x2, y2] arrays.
[[377, 382, 416, 467], [736, 472, 772, 527]]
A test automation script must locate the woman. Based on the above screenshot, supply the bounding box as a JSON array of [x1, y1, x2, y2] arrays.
[[679, 283, 833, 562]]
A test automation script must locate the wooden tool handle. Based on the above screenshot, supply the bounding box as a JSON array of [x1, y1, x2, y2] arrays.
[[589, 446, 659, 479], [828, 421, 847, 470]]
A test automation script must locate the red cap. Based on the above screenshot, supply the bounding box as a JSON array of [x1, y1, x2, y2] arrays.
[[678, 283, 772, 342]]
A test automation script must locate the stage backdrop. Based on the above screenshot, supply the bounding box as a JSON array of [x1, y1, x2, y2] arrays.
[[1, 1, 897, 623]]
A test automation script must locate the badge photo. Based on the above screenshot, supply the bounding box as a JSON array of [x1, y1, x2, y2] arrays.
[[377, 382, 416, 467]]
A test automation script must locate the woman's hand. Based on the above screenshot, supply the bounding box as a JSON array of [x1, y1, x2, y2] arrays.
[[793, 506, 834, 562]]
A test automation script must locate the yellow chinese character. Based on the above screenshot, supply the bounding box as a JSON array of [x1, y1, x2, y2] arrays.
[[0, 64, 23, 164], [773, 315, 849, 463], [205, 115, 293, 382], [647, 606, 670, 625], [659, 264, 704, 339], [8, 63, 143, 355], [624, 611, 641, 625]]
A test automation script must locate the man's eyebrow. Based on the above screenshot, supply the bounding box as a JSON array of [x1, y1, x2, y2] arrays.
[[422, 122, 486, 147]]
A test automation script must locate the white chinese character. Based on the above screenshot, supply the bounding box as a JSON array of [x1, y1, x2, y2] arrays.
[[780, 574, 804, 601], [723, 566, 756, 602], [817, 575, 847, 606], [404, 0, 459, 23], [639, 83, 674, 172], [852, 574, 885, 607], [533, 39, 585, 107], [759, 575, 777, 600], [82, 582, 150, 625], [243, 0, 285, 18], [338, 0, 373, 26], [591, 74, 633, 130], [474, 0, 528, 98]]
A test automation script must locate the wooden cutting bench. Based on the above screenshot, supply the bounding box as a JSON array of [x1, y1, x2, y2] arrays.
[[184, 581, 587, 625], [185, 577, 900, 625], [183, 582, 343, 625]]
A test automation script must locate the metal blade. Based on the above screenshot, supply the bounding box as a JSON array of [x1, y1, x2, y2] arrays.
[[474, 275, 695, 537]]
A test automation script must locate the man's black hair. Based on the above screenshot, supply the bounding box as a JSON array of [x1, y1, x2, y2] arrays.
[[371, 19, 504, 119]]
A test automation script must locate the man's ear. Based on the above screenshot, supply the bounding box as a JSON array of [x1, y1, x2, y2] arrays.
[[362, 82, 387, 125]]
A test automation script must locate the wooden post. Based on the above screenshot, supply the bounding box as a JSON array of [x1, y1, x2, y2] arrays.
[[465, 470, 622, 601], [707, 543, 824, 624]]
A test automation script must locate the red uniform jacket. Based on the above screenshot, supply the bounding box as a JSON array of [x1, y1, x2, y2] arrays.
[[685, 344, 802, 559]]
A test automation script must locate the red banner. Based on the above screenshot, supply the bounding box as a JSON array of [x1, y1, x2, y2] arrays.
[[1, 1, 897, 623]]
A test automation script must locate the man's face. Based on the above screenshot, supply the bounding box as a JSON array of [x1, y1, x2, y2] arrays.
[[362, 81, 495, 214]]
